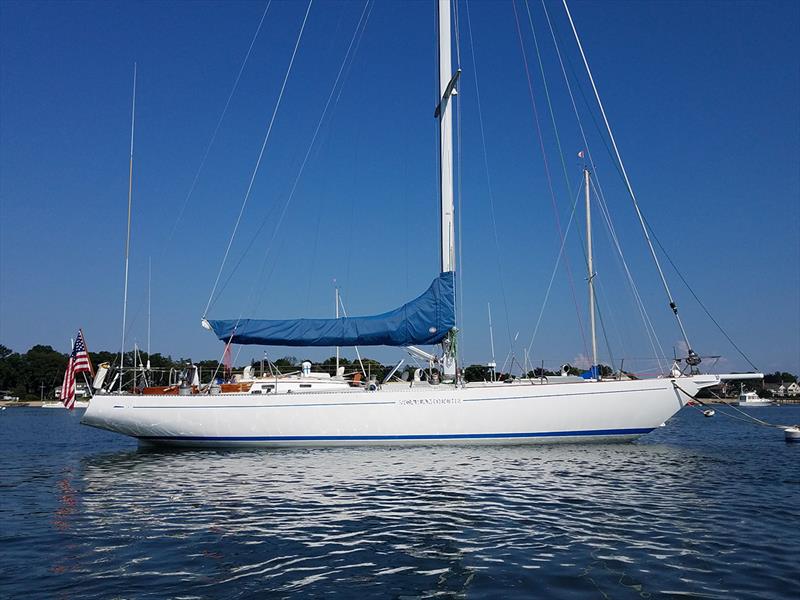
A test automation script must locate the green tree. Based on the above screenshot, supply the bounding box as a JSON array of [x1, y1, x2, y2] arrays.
[[89, 350, 117, 368], [20, 345, 69, 399], [274, 356, 298, 368], [358, 358, 386, 381], [764, 371, 797, 384], [0, 346, 23, 394], [464, 364, 491, 382]]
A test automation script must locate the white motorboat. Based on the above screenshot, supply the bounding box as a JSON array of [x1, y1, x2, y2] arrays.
[[737, 384, 773, 407], [82, 1, 761, 447]]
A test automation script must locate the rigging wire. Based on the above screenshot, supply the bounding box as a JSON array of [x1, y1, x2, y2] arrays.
[[545, 1, 750, 372], [211, 0, 374, 308], [119, 63, 137, 392], [511, 0, 589, 360], [589, 175, 668, 371], [642, 215, 760, 371], [337, 292, 367, 378], [591, 278, 617, 372], [247, 0, 373, 316], [526, 174, 583, 358], [203, 0, 314, 319], [673, 383, 788, 430], [550, 35, 667, 372], [561, 0, 697, 363], [522, 1, 572, 203], [522, 0, 620, 372], [539, 0, 667, 371], [120, 2, 273, 345], [588, 236, 626, 371], [167, 1, 272, 252], [464, 0, 515, 355], [202, 0, 374, 393]]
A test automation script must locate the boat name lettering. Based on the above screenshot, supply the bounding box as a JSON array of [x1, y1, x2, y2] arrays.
[[398, 397, 462, 406]]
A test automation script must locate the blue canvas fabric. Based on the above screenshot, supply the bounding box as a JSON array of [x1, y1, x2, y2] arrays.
[[208, 271, 455, 347], [580, 366, 601, 379]]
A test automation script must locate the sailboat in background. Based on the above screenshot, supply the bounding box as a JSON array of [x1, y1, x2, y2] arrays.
[[82, 0, 760, 447]]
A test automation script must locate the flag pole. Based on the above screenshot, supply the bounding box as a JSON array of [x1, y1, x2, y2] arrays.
[[79, 328, 95, 399], [80, 328, 95, 378]]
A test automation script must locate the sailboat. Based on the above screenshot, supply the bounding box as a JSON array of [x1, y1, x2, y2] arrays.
[[82, 1, 760, 447]]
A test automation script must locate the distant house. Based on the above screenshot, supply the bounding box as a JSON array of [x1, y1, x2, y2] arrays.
[[55, 382, 92, 400], [766, 381, 800, 397], [780, 382, 800, 397]]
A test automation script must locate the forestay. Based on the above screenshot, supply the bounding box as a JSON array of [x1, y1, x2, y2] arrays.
[[208, 271, 455, 347]]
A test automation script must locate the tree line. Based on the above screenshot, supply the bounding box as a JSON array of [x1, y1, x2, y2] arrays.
[[0, 344, 206, 400], [3, 343, 793, 400]]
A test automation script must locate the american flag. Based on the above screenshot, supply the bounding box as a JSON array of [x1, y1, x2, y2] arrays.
[[60, 330, 94, 410]]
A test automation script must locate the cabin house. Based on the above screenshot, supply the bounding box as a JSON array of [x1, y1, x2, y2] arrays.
[[55, 382, 92, 400], [765, 381, 800, 400]]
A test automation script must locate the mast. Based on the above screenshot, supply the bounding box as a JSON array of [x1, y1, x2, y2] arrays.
[[562, 0, 699, 369], [436, 0, 460, 377], [437, 0, 458, 274], [585, 168, 598, 375], [488, 302, 496, 381], [147, 256, 151, 372], [335, 283, 340, 373], [120, 63, 136, 393]]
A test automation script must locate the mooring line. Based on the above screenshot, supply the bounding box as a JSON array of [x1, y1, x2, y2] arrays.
[[672, 382, 793, 430]]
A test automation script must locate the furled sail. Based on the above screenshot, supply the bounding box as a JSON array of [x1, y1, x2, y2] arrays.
[[208, 271, 455, 347]]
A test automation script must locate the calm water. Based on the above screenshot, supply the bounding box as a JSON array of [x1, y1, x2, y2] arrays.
[[1, 406, 798, 599]]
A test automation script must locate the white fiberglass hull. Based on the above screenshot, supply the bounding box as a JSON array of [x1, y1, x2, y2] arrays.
[[80, 375, 723, 448]]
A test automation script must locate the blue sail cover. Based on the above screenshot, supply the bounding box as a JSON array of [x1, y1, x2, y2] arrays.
[[208, 271, 455, 347]]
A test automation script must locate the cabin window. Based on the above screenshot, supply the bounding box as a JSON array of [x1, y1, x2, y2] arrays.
[[300, 384, 312, 388]]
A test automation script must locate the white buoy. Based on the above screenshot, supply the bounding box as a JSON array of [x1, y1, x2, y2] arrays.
[[703, 409, 715, 417], [784, 426, 800, 443]]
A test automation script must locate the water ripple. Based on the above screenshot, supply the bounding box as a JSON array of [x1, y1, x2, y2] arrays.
[[1, 407, 798, 598]]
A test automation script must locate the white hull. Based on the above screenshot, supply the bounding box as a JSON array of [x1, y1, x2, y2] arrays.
[[737, 400, 773, 407], [80, 375, 723, 448], [737, 390, 772, 407]]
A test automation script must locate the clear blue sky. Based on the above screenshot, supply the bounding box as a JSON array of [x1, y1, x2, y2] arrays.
[[1, 0, 798, 376]]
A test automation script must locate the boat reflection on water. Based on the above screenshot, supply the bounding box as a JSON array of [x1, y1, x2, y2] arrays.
[[76, 440, 735, 597]]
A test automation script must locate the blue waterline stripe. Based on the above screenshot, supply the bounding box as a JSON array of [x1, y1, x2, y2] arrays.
[[138, 427, 654, 442]]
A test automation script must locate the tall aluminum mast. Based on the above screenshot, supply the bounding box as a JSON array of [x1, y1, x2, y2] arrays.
[[437, 0, 459, 273], [436, 0, 460, 377], [335, 283, 340, 373], [585, 168, 598, 374]]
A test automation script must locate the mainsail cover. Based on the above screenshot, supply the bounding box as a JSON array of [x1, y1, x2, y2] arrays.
[[208, 271, 455, 347]]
